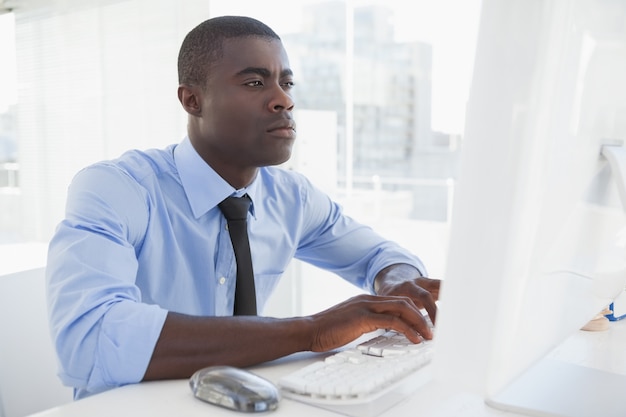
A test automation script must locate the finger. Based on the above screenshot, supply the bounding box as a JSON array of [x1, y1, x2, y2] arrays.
[[415, 277, 441, 300], [397, 278, 439, 325], [365, 295, 434, 340], [374, 315, 426, 343], [388, 284, 437, 328], [414, 287, 438, 327], [375, 312, 433, 343]]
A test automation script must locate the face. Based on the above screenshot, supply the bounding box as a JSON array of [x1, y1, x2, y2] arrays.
[[186, 37, 296, 188]]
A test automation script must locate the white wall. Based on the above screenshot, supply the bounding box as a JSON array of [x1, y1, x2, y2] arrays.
[[13, 0, 207, 241]]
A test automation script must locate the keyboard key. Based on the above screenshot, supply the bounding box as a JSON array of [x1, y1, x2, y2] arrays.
[[278, 330, 434, 403]]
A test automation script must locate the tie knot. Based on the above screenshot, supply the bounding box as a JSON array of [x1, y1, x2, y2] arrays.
[[218, 195, 251, 221]]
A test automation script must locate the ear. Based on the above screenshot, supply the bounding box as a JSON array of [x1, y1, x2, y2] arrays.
[[178, 84, 203, 117]]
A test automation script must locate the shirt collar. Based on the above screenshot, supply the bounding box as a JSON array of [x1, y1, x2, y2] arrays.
[[174, 136, 260, 219]]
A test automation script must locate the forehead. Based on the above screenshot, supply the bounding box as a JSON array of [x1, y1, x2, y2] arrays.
[[213, 37, 291, 79]]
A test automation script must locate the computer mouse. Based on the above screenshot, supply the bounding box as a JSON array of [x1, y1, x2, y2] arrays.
[[189, 365, 281, 412]]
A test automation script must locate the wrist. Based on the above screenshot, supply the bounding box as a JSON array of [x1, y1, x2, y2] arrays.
[[290, 316, 317, 352], [374, 263, 422, 295]]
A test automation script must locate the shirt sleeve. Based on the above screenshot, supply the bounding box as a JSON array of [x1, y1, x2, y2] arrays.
[[46, 164, 168, 398], [293, 176, 427, 293]]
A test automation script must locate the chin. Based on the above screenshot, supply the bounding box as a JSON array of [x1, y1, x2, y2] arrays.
[[269, 148, 294, 166], [257, 141, 294, 167], [264, 156, 292, 167]]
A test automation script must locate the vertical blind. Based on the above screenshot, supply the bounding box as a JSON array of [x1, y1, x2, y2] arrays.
[[14, 0, 206, 240]]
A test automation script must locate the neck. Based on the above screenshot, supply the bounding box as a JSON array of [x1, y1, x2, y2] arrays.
[[220, 168, 258, 190]]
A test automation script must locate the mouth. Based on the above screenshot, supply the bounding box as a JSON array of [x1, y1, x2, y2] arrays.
[[267, 119, 296, 136]]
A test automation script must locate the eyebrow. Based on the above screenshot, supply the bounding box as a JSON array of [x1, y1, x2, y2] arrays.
[[236, 67, 294, 78]]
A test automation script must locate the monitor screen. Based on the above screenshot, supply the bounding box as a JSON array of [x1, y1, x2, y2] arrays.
[[432, 0, 626, 415]]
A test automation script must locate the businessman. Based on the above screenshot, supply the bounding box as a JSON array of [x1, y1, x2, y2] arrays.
[[46, 15, 440, 399]]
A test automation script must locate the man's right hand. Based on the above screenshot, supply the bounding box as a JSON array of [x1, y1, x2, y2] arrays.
[[306, 293, 434, 353]]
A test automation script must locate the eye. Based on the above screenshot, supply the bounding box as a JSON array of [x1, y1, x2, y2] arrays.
[[245, 80, 264, 87], [281, 81, 295, 89]]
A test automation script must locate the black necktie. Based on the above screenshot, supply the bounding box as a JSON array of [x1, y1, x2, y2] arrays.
[[218, 195, 257, 316]]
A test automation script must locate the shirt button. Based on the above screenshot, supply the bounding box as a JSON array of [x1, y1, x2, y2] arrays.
[[219, 277, 226, 285]]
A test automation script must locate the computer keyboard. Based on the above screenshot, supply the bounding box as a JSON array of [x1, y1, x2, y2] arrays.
[[278, 330, 435, 417]]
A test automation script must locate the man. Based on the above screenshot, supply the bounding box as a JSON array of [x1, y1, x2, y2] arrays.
[[46, 15, 440, 399]]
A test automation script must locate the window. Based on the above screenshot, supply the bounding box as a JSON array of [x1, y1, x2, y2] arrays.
[[0, 0, 481, 306]]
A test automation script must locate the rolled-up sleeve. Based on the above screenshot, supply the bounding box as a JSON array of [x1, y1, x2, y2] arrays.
[[46, 165, 168, 398]]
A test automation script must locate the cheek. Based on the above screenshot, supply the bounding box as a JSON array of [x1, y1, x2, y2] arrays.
[[210, 97, 257, 131], [206, 102, 245, 135]]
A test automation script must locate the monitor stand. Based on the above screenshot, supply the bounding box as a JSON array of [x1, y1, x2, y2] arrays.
[[486, 357, 626, 417]]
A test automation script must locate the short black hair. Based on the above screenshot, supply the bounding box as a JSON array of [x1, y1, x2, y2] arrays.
[[177, 16, 281, 86]]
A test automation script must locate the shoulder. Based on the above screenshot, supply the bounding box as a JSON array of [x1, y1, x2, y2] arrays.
[[258, 166, 323, 201], [65, 147, 177, 242], [104, 146, 176, 183], [259, 166, 316, 191], [67, 145, 179, 222], [72, 146, 177, 191], [257, 166, 339, 220]]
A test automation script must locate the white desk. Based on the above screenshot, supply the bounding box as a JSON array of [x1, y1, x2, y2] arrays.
[[28, 318, 626, 417]]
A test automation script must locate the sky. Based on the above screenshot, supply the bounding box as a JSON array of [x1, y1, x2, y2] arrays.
[[0, 0, 482, 134]]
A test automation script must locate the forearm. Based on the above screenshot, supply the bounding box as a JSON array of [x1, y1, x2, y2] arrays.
[[143, 312, 314, 381]]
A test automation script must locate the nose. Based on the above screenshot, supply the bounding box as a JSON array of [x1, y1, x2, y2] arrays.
[[268, 84, 295, 112]]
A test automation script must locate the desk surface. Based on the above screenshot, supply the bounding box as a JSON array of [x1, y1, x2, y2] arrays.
[[29, 319, 626, 417]]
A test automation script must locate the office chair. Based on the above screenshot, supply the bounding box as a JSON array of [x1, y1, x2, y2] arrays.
[[0, 268, 72, 417]]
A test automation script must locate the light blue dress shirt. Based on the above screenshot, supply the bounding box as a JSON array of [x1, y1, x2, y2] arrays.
[[46, 137, 426, 399]]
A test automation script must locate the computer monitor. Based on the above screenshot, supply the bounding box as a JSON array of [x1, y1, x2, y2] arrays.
[[432, 0, 626, 416]]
